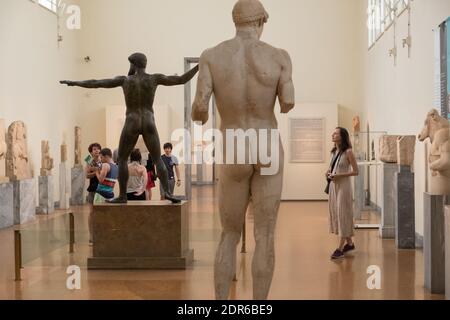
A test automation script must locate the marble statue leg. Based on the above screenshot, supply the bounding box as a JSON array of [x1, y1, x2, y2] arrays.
[[0, 182, 14, 229], [353, 164, 365, 220], [214, 165, 252, 300], [395, 166, 415, 249], [70, 167, 85, 206], [445, 205, 450, 300], [13, 179, 36, 225], [38, 176, 54, 214], [424, 193, 447, 294], [380, 163, 398, 239], [250, 168, 283, 300]]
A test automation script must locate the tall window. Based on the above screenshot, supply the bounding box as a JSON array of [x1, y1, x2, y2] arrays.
[[38, 0, 58, 13], [368, 0, 410, 48]]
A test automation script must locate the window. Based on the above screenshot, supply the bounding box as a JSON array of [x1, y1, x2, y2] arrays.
[[38, 0, 58, 13], [368, 0, 410, 48]]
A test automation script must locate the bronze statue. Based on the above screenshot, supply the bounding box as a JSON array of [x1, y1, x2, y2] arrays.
[[61, 53, 199, 203]]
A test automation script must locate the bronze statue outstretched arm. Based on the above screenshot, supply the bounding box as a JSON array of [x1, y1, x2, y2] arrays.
[[60, 76, 126, 89], [155, 65, 199, 86]]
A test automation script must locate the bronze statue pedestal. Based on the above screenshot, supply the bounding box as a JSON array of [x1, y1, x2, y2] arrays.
[[88, 201, 193, 270]]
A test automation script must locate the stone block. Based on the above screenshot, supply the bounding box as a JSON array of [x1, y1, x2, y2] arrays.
[[13, 179, 36, 225], [0, 182, 14, 229], [88, 201, 193, 270]]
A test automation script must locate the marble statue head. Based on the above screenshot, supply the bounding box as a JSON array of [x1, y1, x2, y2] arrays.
[[232, 0, 269, 37], [418, 109, 449, 143]]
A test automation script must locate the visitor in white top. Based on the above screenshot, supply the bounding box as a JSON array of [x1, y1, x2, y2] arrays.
[[126, 149, 148, 201]]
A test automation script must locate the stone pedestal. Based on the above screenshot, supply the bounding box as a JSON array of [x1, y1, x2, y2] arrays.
[[395, 166, 415, 249], [37, 176, 54, 214], [88, 201, 193, 270], [70, 166, 85, 206], [380, 163, 398, 239], [0, 182, 14, 229], [424, 193, 448, 294], [354, 164, 365, 220], [13, 179, 36, 225], [59, 163, 70, 210], [445, 206, 450, 300]]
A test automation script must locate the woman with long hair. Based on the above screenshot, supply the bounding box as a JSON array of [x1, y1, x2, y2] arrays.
[[326, 127, 359, 260]]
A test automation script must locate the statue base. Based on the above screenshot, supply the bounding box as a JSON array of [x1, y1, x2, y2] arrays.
[[37, 176, 54, 215], [0, 181, 14, 229], [70, 166, 85, 206], [88, 201, 194, 270], [59, 163, 70, 210], [13, 179, 36, 225], [424, 193, 450, 294], [445, 206, 450, 300], [395, 166, 415, 249], [380, 163, 398, 239]]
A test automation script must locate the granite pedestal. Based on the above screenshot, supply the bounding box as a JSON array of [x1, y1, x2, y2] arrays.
[[13, 179, 36, 225], [395, 166, 415, 249], [424, 193, 449, 294], [88, 201, 194, 270], [380, 163, 398, 239], [37, 176, 54, 214], [59, 163, 70, 210], [354, 164, 365, 220], [0, 182, 14, 229], [70, 166, 85, 206], [445, 206, 450, 300]]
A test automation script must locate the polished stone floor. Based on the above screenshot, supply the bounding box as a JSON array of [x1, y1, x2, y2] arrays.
[[0, 185, 444, 300]]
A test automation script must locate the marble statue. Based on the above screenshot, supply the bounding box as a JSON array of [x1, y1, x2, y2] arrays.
[[40, 140, 54, 176], [60, 53, 198, 204], [380, 135, 401, 163], [192, 0, 295, 300], [6, 121, 31, 181], [74, 126, 82, 167], [397, 136, 416, 167], [418, 109, 450, 195], [0, 119, 8, 183]]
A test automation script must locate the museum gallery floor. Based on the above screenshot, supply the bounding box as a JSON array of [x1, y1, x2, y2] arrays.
[[0, 186, 442, 300]]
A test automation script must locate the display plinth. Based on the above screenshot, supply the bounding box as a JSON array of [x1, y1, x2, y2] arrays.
[[88, 201, 193, 270], [445, 206, 450, 300], [424, 193, 449, 294], [70, 166, 85, 206], [354, 164, 365, 220], [0, 182, 14, 229], [380, 163, 398, 239], [37, 176, 54, 214], [13, 179, 36, 225], [395, 166, 415, 249]]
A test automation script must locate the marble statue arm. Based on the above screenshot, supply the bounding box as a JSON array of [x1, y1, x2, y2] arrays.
[[192, 52, 213, 125], [278, 49, 295, 114], [430, 141, 450, 172], [155, 65, 199, 86], [60, 76, 126, 88]]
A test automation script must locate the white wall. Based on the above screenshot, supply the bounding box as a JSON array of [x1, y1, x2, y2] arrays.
[[0, 0, 82, 201], [278, 103, 338, 200], [359, 0, 450, 236], [70, 0, 363, 201]]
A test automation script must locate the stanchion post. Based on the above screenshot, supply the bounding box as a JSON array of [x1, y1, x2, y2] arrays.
[[14, 230, 21, 281], [69, 212, 75, 253]]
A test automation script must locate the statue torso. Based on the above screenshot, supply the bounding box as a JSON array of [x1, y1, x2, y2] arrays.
[[206, 37, 284, 130], [122, 74, 158, 115]]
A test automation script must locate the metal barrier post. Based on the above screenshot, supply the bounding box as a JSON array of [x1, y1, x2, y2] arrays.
[[69, 212, 75, 253], [14, 230, 21, 281]]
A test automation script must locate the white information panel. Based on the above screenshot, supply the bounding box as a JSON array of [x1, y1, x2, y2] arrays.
[[289, 118, 325, 163]]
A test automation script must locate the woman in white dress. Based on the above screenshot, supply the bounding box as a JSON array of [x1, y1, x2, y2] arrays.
[[326, 127, 359, 260]]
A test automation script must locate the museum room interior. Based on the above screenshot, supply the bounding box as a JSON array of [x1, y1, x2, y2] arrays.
[[0, 0, 450, 301]]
